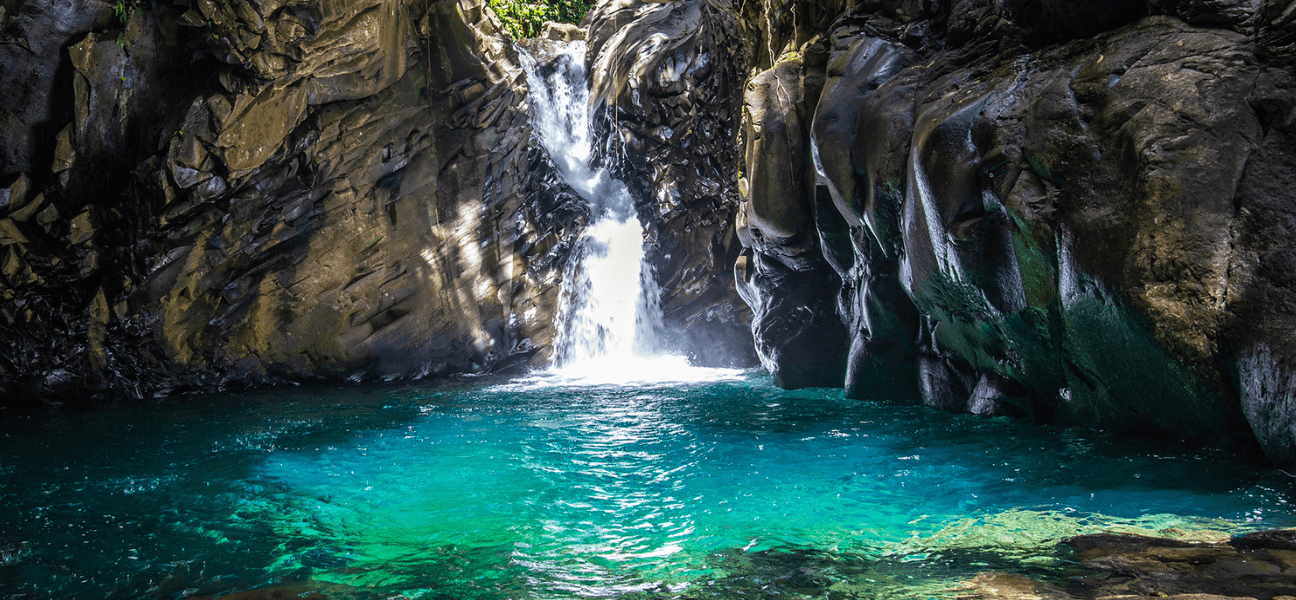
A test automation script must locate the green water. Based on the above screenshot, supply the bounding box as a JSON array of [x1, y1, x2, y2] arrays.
[[1, 372, 1292, 599]]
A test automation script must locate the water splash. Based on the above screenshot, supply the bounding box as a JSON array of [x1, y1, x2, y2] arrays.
[[522, 42, 740, 386]]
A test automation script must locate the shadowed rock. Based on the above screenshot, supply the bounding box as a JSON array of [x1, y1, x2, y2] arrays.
[[724, 0, 1296, 464], [584, 0, 756, 367]]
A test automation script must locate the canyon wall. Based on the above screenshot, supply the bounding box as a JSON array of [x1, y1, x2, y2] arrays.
[[0, 0, 593, 399], [587, 0, 1296, 462], [0, 0, 750, 402], [5, 0, 1296, 466]]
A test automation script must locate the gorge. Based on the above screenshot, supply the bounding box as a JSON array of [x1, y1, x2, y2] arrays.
[[3, 0, 1296, 465], [3, 0, 1296, 596]]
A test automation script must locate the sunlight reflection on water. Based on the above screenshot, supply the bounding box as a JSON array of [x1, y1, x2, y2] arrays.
[[498, 356, 748, 390], [1, 374, 1294, 599]]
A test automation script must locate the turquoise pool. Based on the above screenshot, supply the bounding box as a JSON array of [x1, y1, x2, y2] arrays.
[[1, 372, 1292, 599]]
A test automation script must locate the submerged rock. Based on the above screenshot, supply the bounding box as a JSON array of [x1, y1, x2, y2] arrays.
[[1061, 531, 1296, 599], [952, 572, 1071, 600], [955, 529, 1296, 600]]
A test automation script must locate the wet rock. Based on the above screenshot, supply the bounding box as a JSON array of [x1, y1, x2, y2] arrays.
[[0, 174, 30, 214], [585, 0, 757, 367], [741, 56, 817, 265], [1060, 531, 1296, 599], [131, 0, 573, 388], [952, 572, 1072, 600], [0, 0, 115, 178], [735, 249, 849, 388], [0, 0, 586, 402], [727, 0, 1296, 463], [885, 17, 1267, 438], [952, 529, 1296, 600], [817, 30, 922, 402], [541, 21, 585, 41], [728, 49, 853, 384]]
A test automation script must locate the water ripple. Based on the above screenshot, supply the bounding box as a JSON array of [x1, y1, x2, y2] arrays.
[[0, 376, 1292, 599]]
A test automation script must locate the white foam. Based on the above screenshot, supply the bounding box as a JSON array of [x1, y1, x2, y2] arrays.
[[522, 41, 730, 386]]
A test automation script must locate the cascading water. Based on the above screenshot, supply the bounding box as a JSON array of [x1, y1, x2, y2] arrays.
[[522, 42, 734, 385]]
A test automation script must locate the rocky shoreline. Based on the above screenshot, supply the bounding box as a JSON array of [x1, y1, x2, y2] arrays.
[[960, 529, 1296, 600]]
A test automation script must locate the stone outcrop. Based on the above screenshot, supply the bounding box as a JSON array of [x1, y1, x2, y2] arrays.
[[708, 0, 1296, 465], [0, 0, 590, 400], [956, 530, 1296, 600]]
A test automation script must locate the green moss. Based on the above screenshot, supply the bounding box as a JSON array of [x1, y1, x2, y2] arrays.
[[1025, 153, 1054, 182], [486, 0, 592, 39]]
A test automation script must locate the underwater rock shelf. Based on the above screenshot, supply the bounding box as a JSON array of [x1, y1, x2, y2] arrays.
[[187, 526, 1296, 600], [960, 529, 1296, 600]]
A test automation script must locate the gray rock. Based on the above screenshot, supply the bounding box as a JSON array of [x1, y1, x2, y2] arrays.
[[585, 0, 756, 366], [728, 0, 1296, 464]]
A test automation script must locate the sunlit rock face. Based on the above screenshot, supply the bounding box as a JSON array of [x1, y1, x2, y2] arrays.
[[140, 0, 572, 388], [0, 0, 585, 399], [724, 0, 1296, 463]]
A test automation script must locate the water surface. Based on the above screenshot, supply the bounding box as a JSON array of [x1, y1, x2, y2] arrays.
[[1, 373, 1292, 599]]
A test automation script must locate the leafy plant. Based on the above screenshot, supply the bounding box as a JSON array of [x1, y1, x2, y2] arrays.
[[486, 0, 592, 39], [113, 0, 140, 24]]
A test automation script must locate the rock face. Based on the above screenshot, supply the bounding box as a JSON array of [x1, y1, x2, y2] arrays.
[[0, 0, 590, 400], [575, 0, 1296, 464], [3, 0, 1296, 472], [708, 0, 1296, 465], [583, 0, 757, 367]]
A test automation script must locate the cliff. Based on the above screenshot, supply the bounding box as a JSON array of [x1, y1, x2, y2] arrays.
[[0, 0, 750, 401], [1, 0, 557, 397], [4, 0, 1296, 466], [581, 0, 1296, 464]]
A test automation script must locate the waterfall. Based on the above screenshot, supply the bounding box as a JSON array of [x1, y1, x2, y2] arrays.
[[521, 42, 736, 385]]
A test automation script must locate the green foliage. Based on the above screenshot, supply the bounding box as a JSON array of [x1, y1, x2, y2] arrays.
[[486, 0, 592, 39], [113, 0, 140, 24]]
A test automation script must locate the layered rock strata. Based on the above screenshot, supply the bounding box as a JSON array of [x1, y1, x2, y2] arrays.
[[0, 0, 590, 399]]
